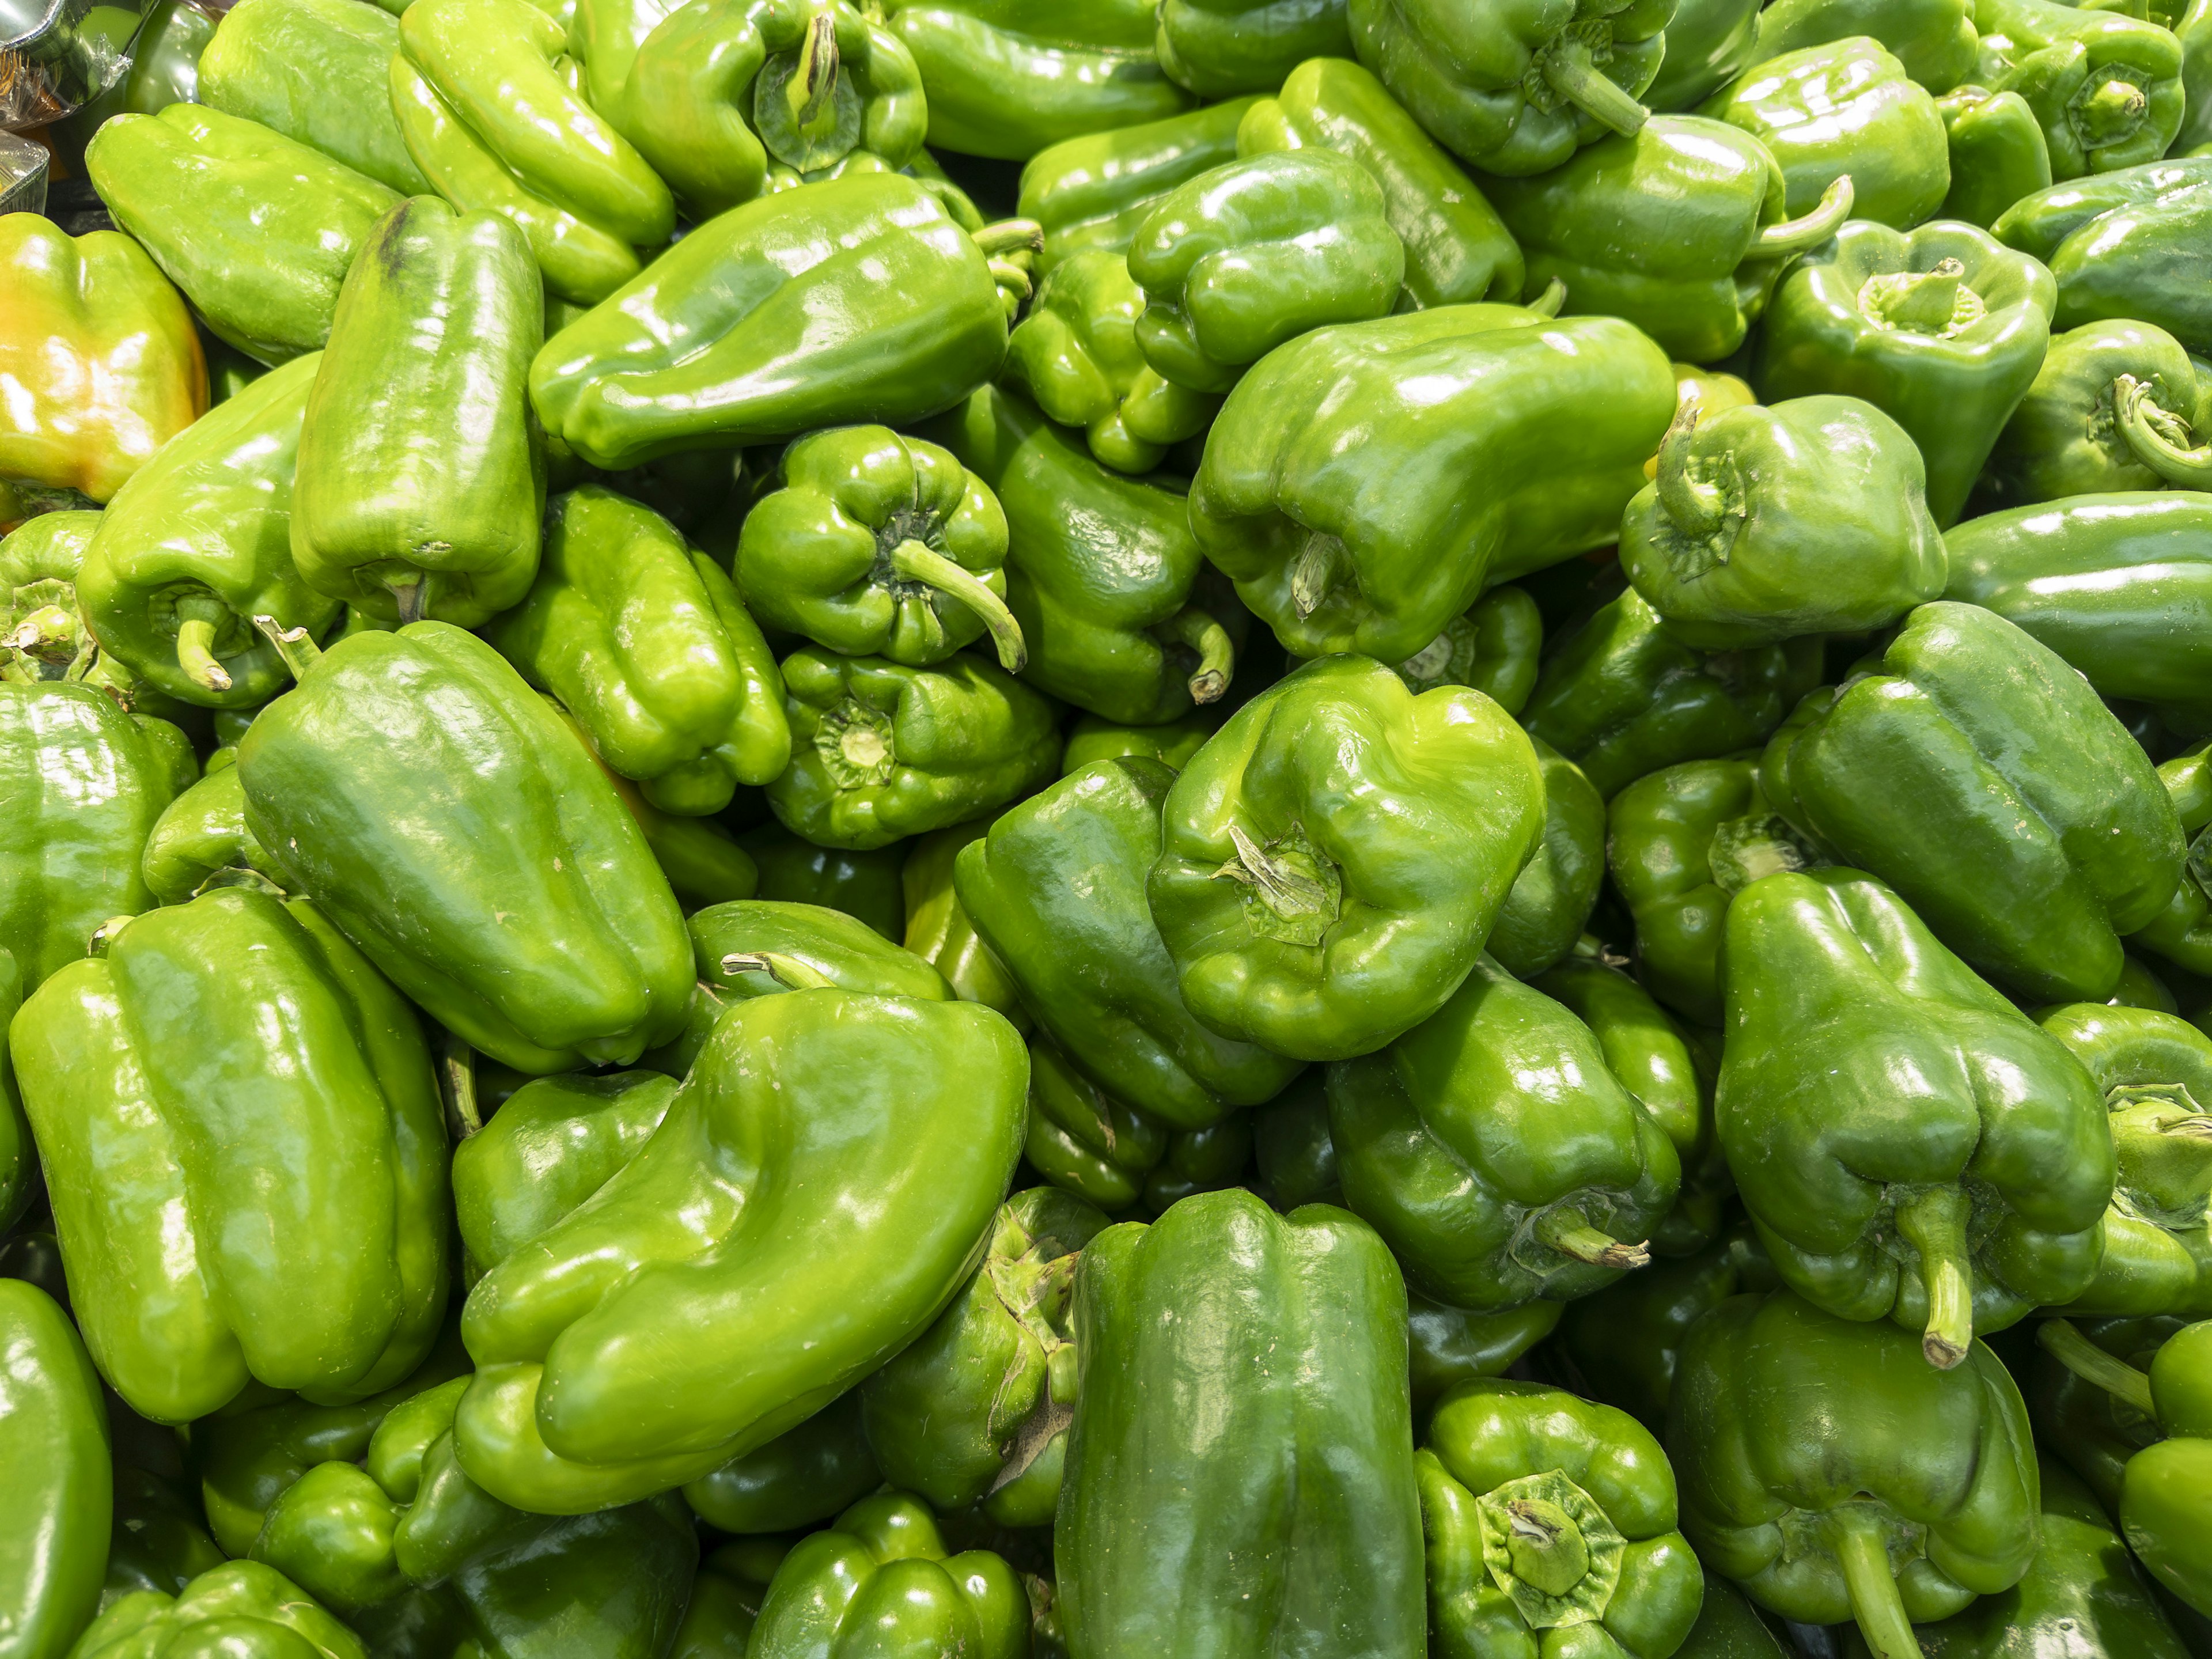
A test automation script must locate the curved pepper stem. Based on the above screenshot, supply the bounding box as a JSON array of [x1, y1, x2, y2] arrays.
[[2073, 74, 2149, 146], [1533, 1205, 1651, 1269], [720, 950, 838, 992], [252, 613, 323, 683], [1527, 277, 1567, 318], [888, 539, 1027, 675], [1753, 175, 1855, 256], [1859, 258, 1972, 336], [1654, 406, 1731, 540], [174, 593, 234, 694], [1539, 37, 1649, 137], [1828, 1506, 1920, 1659], [786, 12, 840, 134], [2037, 1317, 2157, 1419], [1895, 1185, 1974, 1369], [392, 575, 429, 628], [2116, 374, 2212, 487], [1153, 606, 1234, 704], [1291, 531, 1347, 619]]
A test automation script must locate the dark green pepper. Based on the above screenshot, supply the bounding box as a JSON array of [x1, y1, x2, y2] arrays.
[[0, 1279, 111, 1659], [1646, 0, 1763, 109], [1486, 740, 1605, 980], [681, 1394, 880, 1536], [1155, 0, 1354, 97], [1606, 759, 1769, 1026], [1386, 583, 1543, 708], [739, 823, 907, 938]]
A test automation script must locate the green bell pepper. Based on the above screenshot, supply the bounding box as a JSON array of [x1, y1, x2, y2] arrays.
[[1763, 603, 2183, 1001], [1521, 590, 1823, 801], [85, 106, 401, 366], [198, 0, 434, 195], [739, 823, 906, 938], [1974, 0, 2185, 179], [1019, 1032, 1239, 1213], [1717, 868, 2117, 1362], [1670, 1291, 2039, 1658], [955, 757, 1303, 1128], [747, 1491, 1028, 1658], [1018, 97, 1259, 276], [10, 888, 450, 1422], [1419, 1378, 1703, 1657], [1647, 0, 1762, 109], [734, 425, 1024, 672], [488, 486, 789, 817], [76, 353, 337, 708], [1387, 582, 1542, 707], [1484, 740, 1604, 980], [1607, 759, 1766, 1026], [2131, 741, 2212, 973], [1753, 218, 2056, 527], [1934, 84, 2052, 226], [1346, 0, 1667, 179], [1192, 306, 1675, 662], [1988, 151, 2212, 251], [237, 621, 694, 1073], [592, 769, 762, 916], [860, 1187, 1108, 1525], [1149, 652, 1547, 1060], [105, 1462, 229, 1608], [1408, 1297, 1564, 1420], [764, 646, 1056, 850], [452, 986, 1025, 1512], [1059, 711, 1214, 774], [1, 514, 127, 698], [290, 199, 541, 629], [667, 1541, 782, 1658], [1700, 39, 1952, 229], [681, 1393, 879, 1536], [1056, 1190, 1425, 1657], [1993, 165, 2212, 355], [1484, 116, 1853, 363], [139, 756, 281, 904], [1621, 395, 1948, 647], [0, 949, 22, 1229], [392, 0, 673, 305], [900, 819, 1029, 1029], [532, 172, 1031, 471], [0, 1279, 110, 1659], [1157, 0, 1353, 96], [1127, 151, 1405, 394], [880, 0, 1191, 161], [1748, 0, 1981, 93], [929, 383, 1244, 723], [71, 1561, 366, 1659], [1330, 953, 1683, 1309], [1977, 320, 2208, 506], [2028, 1313, 2176, 1511]]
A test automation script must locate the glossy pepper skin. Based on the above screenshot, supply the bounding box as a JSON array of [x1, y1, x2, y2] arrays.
[[1521, 590, 1823, 801], [1236, 57, 1525, 308], [1420, 1379, 1703, 1657], [900, 819, 1028, 1030], [736, 425, 1024, 672], [72, 1561, 366, 1659], [683, 1393, 880, 1536], [85, 107, 400, 367], [139, 755, 280, 904], [956, 757, 1303, 1130], [454, 987, 1025, 1513], [1330, 955, 1682, 1309], [10, 888, 450, 1423], [1347, 0, 1671, 180], [1764, 604, 2183, 1002], [1973, 0, 2185, 180], [1148, 654, 1544, 1060], [1487, 739, 1605, 979], [1389, 583, 1543, 708], [1056, 1190, 1425, 1658], [198, 0, 434, 196], [1484, 116, 1854, 364], [1702, 39, 1952, 227], [1017, 1034, 1179, 1211], [1753, 218, 2056, 527], [1718, 869, 2116, 1362], [489, 486, 789, 817], [861, 1187, 1108, 1525], [1127, 151, 1406, 393], [2132, 742, 2212, 974], [0, 952, 22, 1230], [1997, 168, 2212, 354], [1606, 758, 1772, 1026], [1192, 307, 1675, 663], [392, 0, 673, 306], [766, 646, 1056, 850], [291, 199, 543, 630], [0, 1279, 111, 1659], [1976, 320, 2208, 506], [1622, 395, 1947, 647], [1934, 84, 2052, 226], [1647, 0, 1761, 108], [1747, 0, 1980, 93], [1157, 0, 1353, 96], [1668, 1292, 2039, 1658], [532, 172, 1025, 472], [237, 622, 694, 1074], [2124, 1321, 2212, 1616], [740, 825, 905, 938], [77, 353, 338, 709], [0, 215, 206, 506], [1018, 97, 1259, 276]]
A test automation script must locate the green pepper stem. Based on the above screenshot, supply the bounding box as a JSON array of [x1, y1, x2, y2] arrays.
[[787, 12, 839, 132], [1527, 276, 1567, 318], [888, 540, 1027, 674], [2075, 75, 2148, 146], [1895, 1185, 1974, 1369], [1753, 175, 1855, 256], [1829, 1508, 1920, 1659], [988, 259, 1035, 303], [392, 576, 427, 628], [720, 950, 838, 992], [2116, 374, 2212, 486], [2037, 1317, 2157, 1418], [972, 219, 1045, 260], [1863, 259, 1968, 335], [173, 596, 233, 694], [1291, 531, 1346, 619], [1534, 1206, 1651, 1269], [1654, 406, 1729, 539], [440, 1031, 482, 1142], [251, 613, 323, 682], [1153, 606, 1234, 704], [1540, 37, 1649, 137]]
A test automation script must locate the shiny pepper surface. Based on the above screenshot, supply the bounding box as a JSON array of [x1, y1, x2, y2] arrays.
[[2129, 741, 2212, 976], [1974, 0, 2186, 179], [71, 1561, 366, 1659], [10, 889, 450, 1422], [1605, 757, 1766, 1025], [1935, 83, 2054, 227], [0, 1279, 111, 1659], [1156, 0, 1357, 96], [1976, 319, 2209, 505], [1018, 97, 1257, 277], [0, 214, 206, 506], [1745, 0, 1979, 93]]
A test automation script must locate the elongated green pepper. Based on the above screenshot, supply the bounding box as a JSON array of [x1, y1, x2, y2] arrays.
[[0, 1280, 111, 1659], [1018, 97, 1260, 276]]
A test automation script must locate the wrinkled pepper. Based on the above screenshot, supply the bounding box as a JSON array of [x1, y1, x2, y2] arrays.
[[70, 1561, 365, 1659], [1973, 0, 2185, 179]]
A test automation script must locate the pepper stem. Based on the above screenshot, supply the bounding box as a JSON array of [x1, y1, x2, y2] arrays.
[[174, 594, 233, 694], [720, 950, 838, 992], [1534, 1206, 1651, 1268], [252, 613, 323, 682], [1153, 606, 1234, 703], [972, 219, 1046, 260], [1895, 1185, 1974, 1369], [439, 1030, 482, 1142], [1527, 276, 1567, 318], [1862, 259, 1969, 335], [1829, 1508, 1920, 1659], [786, 12, 839, 134], [1654, 406, 1730, 539], [888, 539, 1027, 674], [1291, 531, 1346, 619], [1540, 37, 1649, 137], [1753, 175, 1855, 255], [392, 576, 427, 628], [2037, 1317, 2157, 1418], [2074, 75, 2148, 145], [2116, 374, 2212, 486]]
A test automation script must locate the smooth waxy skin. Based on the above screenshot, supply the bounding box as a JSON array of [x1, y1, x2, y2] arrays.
[[139, 757, 280, 903], [0, 952, 22, 1231], [1764, 603, 2183, 1002], [238, 623, 694, 1074], [85, 105, 401, 366], [1018, 97, 1260, 275], [1158, 0, 1354, 96], [0, 1280, 111, 1659], [1977, 320, 2208, 506], [77, 353, 335, 709], [683, 1392, 881, 1535], [1974, 0, 2184, 179], [1192, 308, 1675, 662], [1606, 759, 1761, 1027], [902, 819, 1028, 1028], [1747, 0, 1979, 92], [292, 199, 543, 628], [2036, 184, 2212, 355], [2123, 1324, 2212, 1615], [1487, 738, 1604, 979], [1934, 84, 2052, 227], [531, 173, 1012, 471], [1717, 870, 2116, 1354], [454, 989, 1027, 1512], [956, 757, 1303, 1131], [1647, 0, 1762, 108], [69, 1562, 366, 1659], [1389, 583, 1543, 708], [0, 216, 207, 505], [1330, 956, 1683, 1310], [1149, 653, 1547, 1060], [9, 889, 450, 1423], [1990, 157, 2212, 260], [1056, 1191, 1425, 1659], [2132, 743, 2212, 978]]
